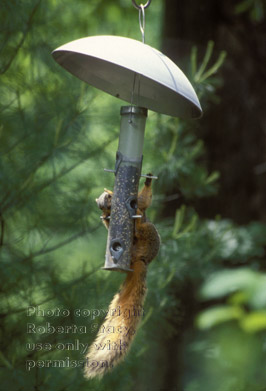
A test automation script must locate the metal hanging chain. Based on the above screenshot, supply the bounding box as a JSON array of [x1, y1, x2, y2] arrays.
[[129, 0, 152, 118], [139, 4, 145, 43], [132, 0, 152, 10], [132, 0, 152, 44]]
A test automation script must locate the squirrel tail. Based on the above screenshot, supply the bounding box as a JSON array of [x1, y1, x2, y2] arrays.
[[83, 261, 147, 379]]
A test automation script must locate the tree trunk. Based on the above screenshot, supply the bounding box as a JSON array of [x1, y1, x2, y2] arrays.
[[162, 0, 266, 224]]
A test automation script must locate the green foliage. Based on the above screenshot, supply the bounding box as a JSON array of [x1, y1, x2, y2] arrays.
[[192, 41, 227, 84], [190, 40, 227, 105], [146, 116, 220, 201], [198, 268, 266, 332], [235, 0, 266, 22], [150, 213, 266, 390]]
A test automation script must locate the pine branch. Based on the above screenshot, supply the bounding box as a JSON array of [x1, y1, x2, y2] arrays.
[[1, 134, 117, 214], [25, 223, 101, 260], [1, 109, 82, 210], [0, 97, 17, 114], [0, 0, 41, 75], [0, 213, 4, 246], [0, 265, 100, 318]]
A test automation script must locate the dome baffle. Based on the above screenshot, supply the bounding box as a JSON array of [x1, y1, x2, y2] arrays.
[[52, 35, 202, 119]]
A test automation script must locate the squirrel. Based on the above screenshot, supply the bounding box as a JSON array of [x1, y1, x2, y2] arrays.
[[84, 175, 160, 379]]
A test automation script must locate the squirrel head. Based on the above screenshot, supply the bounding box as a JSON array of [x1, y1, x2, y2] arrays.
[[95, 190, 112, 212]]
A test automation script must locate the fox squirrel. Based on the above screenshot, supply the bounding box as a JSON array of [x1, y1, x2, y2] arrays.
[[84, 175, 160, 379]]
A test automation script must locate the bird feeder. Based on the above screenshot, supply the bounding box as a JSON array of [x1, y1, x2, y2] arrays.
[[52, 0, 202, 272]]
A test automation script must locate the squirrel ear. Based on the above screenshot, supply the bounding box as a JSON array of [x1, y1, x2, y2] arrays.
[[95, 198, 98, 202], [104, 188, 113, 195]]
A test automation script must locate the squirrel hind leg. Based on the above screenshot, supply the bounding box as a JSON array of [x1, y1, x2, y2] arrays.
[[134, 214, 161, 265], [144, 172, 153, 187]]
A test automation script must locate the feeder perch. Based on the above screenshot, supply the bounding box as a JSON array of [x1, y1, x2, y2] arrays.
[[52, 4, 202, 272]]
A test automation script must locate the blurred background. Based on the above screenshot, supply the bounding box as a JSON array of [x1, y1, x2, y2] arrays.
[[0, 0, 266, 390]]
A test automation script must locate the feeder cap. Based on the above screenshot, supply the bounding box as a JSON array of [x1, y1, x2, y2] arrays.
[[52, 35, 202, 119]]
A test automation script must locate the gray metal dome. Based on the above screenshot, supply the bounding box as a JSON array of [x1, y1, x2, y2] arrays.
[[52, 35, 202, 119]]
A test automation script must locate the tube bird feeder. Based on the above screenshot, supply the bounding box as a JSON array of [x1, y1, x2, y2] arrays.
[[52, 3, 202, 272]]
